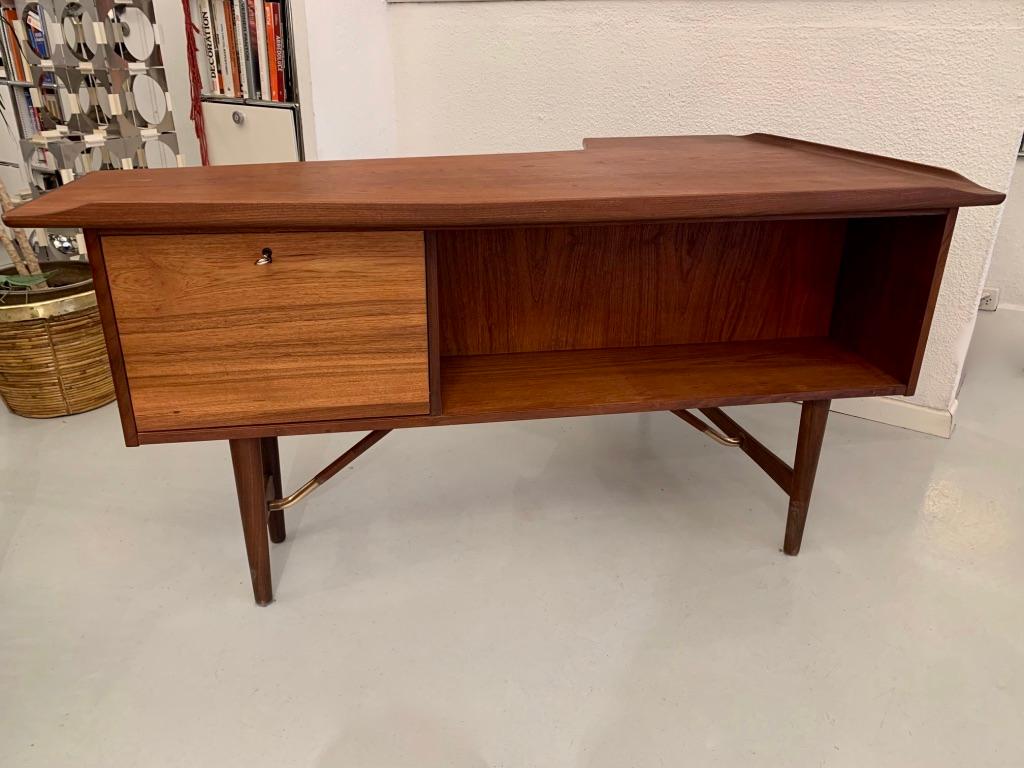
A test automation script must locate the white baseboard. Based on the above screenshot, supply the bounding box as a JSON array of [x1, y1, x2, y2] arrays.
[[998, 302, 1024, 312], [830, 396, 956, 438]]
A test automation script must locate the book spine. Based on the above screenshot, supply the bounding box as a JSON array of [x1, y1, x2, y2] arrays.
[[14, 87, 32, 134], [263, 2, 278, 102], [220, 1, 240, 97], [231, 0, 249, 98], [2, 10, 26, 81], [212, 0, 233, 96], [197, 0, 219, 94], [25, 8, 48, 59], [1, 10, 12, 79], [20, 88, 40, 135], [244, 0, 261, 100], [254, 1, 270, 101], [207, 0, 225, 94], [271, 2, 286, 102]]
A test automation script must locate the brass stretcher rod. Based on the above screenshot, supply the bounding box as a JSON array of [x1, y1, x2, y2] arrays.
[[268, 429, 392, 512], [678, 408, 796, 494], [671, 409, 741, 447], [270, 408, 793, 514]]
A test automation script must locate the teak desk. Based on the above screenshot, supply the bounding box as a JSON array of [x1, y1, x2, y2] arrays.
[[6, 134, 1003, 605]]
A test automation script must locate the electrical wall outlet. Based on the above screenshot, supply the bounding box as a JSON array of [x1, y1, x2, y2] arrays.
[[979, 287, 1000, 312]]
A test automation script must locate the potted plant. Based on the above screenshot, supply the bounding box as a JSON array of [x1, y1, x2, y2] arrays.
[[0, 179, 114, 417]]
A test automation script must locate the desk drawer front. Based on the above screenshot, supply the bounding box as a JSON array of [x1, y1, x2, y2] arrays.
[[102, 231, 429, 433]]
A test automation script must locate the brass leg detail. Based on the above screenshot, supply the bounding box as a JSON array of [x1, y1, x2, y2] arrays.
[[268, 430, 392, 513], [671, 409, 741, 447]]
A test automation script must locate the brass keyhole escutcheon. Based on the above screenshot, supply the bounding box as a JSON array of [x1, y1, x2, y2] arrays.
[[255, 248, 273, 265]]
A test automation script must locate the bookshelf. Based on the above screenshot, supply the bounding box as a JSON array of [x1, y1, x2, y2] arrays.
[[190, 0, 304, 162], [0, 0, 183, 260]]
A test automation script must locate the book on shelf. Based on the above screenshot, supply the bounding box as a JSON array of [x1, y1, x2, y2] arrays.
[[196, 0, 219, 94], [253, 0, 271, 101], [204, 0, 223, 94], [267, 0, 287, 102], [2, 8, 29, 82], [263, 1, 278, 102], [192, 0, 291, 103], [211, 0, 235, 97], [17, 87, 41, 136], [242, 0, 261, 99], [222, 0, 242, 97], [231, 0, 249, 98], [22, 6, 48, 60]]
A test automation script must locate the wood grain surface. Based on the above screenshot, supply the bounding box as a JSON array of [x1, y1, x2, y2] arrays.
[[440, 338, 904, 419], [783, 399, 831, 555], [84, 230, 139, 445], [230, 438, 273, 605], [4, 134, 1002, 232], [103, 231, 429, 432], [831, 213, 956, 391], [437, 220, 846, 355], [128, 336, 903, 444]]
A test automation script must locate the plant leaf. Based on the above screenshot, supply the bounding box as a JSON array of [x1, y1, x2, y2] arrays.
[[0, 270, 56, 288]]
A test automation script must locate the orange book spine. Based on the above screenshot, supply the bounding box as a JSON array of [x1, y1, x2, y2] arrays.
[[263, 3, 279, 101], [271, 3, 286, 101], [3, 10, 26, 81]]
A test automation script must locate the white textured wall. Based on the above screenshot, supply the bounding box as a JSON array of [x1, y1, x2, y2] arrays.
[[988, 158, 1024, 309], [383, 0, 1024, 414], [302, 0, 397, 159]]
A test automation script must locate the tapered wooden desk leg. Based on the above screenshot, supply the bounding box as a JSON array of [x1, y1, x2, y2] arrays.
[[261, 436, 286, 543], [783, 399, 831, 556], [230, 438, 273, 605]]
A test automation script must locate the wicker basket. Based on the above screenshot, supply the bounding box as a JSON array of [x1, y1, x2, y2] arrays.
[[0, 262, 115, 418]]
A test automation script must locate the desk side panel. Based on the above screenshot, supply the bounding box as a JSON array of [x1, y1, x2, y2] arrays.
[[83, 230, 140, 446], [830, 211, 957, 390]]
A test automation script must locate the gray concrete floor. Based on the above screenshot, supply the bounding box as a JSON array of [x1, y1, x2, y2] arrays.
[[1, 311, 1021, 767]]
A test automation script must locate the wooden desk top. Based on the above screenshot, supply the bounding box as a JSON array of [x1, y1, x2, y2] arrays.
[[4, 134, 1002, 232]]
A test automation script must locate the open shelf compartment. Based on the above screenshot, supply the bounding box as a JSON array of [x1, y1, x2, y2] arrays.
[[441, 338, 904, 420], [432, 214, 950, 420]]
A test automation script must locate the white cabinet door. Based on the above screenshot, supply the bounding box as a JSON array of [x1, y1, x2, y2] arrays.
[[202, 102, 300, 166]]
